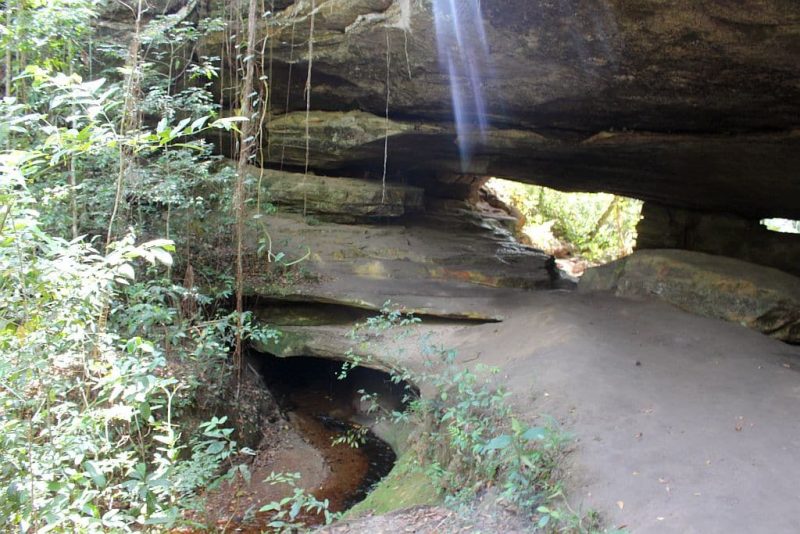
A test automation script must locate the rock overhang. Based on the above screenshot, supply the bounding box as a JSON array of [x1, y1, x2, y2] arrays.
[[195, 0, 800, 219]]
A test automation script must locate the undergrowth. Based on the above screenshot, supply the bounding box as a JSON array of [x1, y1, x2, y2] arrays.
[[337, 304, 610, 533]]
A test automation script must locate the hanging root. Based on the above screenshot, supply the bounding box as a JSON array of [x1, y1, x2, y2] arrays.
[[381, 28, 391, 204], [302, 0, 315, 218]]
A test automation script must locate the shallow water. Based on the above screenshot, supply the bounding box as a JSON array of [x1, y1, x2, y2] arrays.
[[254, 355, 400, 527]]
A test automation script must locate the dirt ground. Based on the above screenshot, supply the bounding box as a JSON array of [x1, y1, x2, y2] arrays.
[[429, 289, 800, 533], [307, 287, 800, 533], [200, 422, 329, 530]]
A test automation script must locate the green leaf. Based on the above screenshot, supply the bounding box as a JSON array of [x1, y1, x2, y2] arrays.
[[145, 239, 176, 251], [522, 427, 547, 441], [211, 116, 248, 131], [173, 117, 191, 136], [143, 510, 178, 525], [511, 417, 523, 434], [190, 116, 210, 132], [150, 248, 173, 267], [483, 434, 512, 451], [206, 440, 226, 454], [117, 263, 135, 280], [81, 78, 106, 94], [83, 461, 107, 488]]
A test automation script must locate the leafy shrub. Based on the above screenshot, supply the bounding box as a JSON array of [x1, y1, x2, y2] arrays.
[[338, 305, 600, 531], [0, 145, 241, 533]]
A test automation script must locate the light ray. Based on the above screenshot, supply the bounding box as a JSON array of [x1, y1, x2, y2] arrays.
[[433, 0, 491, 171]]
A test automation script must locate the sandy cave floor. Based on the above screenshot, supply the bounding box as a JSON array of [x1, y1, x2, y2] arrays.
[[448, 290, 800, 533], [323, 289, 800, 533]]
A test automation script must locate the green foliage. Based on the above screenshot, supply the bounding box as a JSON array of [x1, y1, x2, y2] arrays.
[[0, 7, 269, 530], [338, 305, 602, 532], [258, 472, 337, 531], [0, 174, 235, 530], [489, 178, 642, 264], [1, 0, 98, 79], [762, 218, 800, 234]]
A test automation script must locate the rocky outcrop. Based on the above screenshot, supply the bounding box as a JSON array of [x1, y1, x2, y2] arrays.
[[246, 165, 424, 222], [198, 0, 800, 220], [237, 200, 558, 315], [579, 249, 800, 343], [635, 203, 800, 278], [185, 162, 559, 321]]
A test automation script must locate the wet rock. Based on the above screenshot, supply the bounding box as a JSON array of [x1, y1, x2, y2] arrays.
[[580, 249, 800, 343]]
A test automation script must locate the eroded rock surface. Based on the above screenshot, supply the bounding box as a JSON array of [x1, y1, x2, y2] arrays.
[[580, 249, 800, 343], [186, 163, 558, 321], [247, 165, 424, 222]]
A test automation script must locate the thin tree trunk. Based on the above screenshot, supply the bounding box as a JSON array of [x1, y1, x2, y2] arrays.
[[234, 0, 260, 390], [4, 0, 12, 98], [107, 0, 144, 247], [69, 155, 78, 239], [68, 41, 78, 239], [588, 197, 619, 242]]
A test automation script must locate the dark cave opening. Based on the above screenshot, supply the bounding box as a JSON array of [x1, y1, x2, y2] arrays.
[[251, 352, 417, 511]]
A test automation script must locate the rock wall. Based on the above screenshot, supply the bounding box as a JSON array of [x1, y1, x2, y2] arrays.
[[636, 203, 800, 278]]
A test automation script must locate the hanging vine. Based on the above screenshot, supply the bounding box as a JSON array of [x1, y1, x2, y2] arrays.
[[382, 27, 391, 204], [106, 0, 145, 248], [302, 0, 316, 218], [233, 0, 260, 389]]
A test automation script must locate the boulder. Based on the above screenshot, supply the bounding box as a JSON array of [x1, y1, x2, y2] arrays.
[[580, 249, 800, 343], [636, 203, 800, 278]]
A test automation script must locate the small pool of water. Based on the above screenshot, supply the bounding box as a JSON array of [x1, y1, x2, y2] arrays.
[[255, 354, 408, 524]]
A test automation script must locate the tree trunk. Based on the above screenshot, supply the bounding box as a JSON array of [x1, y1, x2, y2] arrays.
[[233, 0, 260, 389]]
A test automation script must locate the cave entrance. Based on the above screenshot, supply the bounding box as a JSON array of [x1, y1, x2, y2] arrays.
[[761, 218, 800, 234], [251, 352, 416, 513], [485, 178, 643, 277]]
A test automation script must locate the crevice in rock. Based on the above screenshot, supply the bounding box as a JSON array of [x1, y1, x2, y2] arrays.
[[246, 296, 503, 326]]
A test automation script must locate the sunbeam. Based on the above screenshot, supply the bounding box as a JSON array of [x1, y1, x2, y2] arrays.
[[433, 0, 491, 171]]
